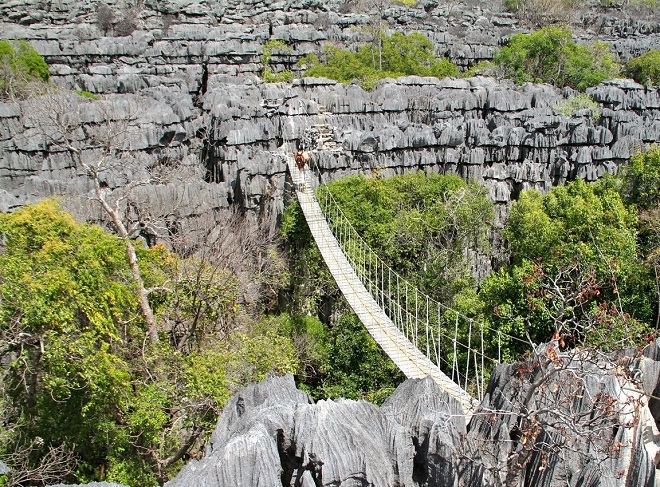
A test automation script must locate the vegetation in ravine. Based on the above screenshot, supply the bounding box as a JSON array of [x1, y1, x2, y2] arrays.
[[553, 93, 602, 119], [281, 172, 495, 397], [281, 163, 657, 384], [3, 35, 660, 487], [260, 39, 294, 83], [0, 200, 298, 486], [625, 49, 660, 86]]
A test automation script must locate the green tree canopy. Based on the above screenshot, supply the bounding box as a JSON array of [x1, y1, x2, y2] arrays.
[[301, 32, 458, 90], [324, 172, 494, 302], [0, 200, 298, 485], [625, 49, 660, 85], [477, 178, 651, 356], [621, 145, 660, 210], [493, 26, 620, 90]]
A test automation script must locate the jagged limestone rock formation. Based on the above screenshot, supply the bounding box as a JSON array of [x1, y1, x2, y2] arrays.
[[166, 342, 660, 486], [2, 76, 660, 241], [1, 0, 660, 237]]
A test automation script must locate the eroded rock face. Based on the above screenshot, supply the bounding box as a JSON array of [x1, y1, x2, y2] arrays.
[[2, 76, 660, 242], [1, 0, 660, 237], [166, 375, 462, 487], [166, 344, 660, 487]]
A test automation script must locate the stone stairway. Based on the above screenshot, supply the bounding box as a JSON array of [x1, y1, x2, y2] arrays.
[[286, 151, 477, 417]]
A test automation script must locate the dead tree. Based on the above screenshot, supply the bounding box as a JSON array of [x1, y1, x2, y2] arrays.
[[20, 91, 163, 341]]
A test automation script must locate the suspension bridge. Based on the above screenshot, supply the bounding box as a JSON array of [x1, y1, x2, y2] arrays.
[[284, 144, 504, 417]]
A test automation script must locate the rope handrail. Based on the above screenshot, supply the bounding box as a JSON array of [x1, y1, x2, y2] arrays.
[[298, 154, 531, 398]]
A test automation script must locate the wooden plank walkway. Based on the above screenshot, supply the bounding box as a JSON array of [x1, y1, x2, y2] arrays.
[[287, 154, 477, 417]]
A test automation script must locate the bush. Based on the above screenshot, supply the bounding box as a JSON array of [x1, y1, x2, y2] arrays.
[[301, 32, 459, 90], [262, 68, 294, 83], [625, 50, 660, 85], [260, 39, 294, 83], [553, 93, 602, 119], [0, 39, 50, 99], [621, 145, 660, 209], [115, 16, 137, 37], [493, 26, 620, 90], [75, 90, 100, 100]]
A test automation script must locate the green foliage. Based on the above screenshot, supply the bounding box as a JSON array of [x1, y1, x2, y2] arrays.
[[314, 313, 404, 404], [625, 50, 660, 85], [620, 146, 660, 297], [493, 27, 620, 90], [0, 200, 298, 485], [301, 32, 459, 90], [480, 178, 652, 353], [0, 39, 50, 98], [281, 172, 493, 400], [324, 172, 493, 302], [75, 90, 100, 100], [262, 68, 294, 83], [507, 178, 638, 275], [554, 93, 602, 119], [281, 200, 338, 314], [621, 145, 660, 210], [465, 60, 497, 77], [260, 39, 293, 83]]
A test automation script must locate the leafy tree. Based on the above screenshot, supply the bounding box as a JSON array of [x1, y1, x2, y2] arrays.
[[0, 200, 298, 485], [493, 26, 620, 90], [324, 172, 493, 302], [0, 39, 50, 98], [621, 145, 660, 210], [301, 32, 458, 90], [620, 145, 660, 329], [316, 313, 404, 405], [478, 178, 652, 356], [553, 93, 602, 119], [625, 49, 660, 85], [260, 39, 293, 83], [281, 172, 493, 399]]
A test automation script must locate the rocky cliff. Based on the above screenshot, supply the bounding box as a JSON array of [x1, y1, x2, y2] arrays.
[[1, 74, 659, 243], [164, 340, 660, 486], [1, 0, 660, 239]]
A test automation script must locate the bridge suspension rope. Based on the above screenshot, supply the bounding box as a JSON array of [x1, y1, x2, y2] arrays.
[[293, 152, 523, 401]]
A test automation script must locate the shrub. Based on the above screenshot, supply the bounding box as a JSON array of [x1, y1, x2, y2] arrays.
[[493, 26, 620, 90], [0, 39, 50, 99], [75, 90, 100, 100], [621, 145, 660, 209], [262, 68, 294, 83], [625, 50, 660, 85], [260, 39, 294, 83], [553, 93, 602, 119], [115, 16, 137, 37], [301, 32, 458, 90]]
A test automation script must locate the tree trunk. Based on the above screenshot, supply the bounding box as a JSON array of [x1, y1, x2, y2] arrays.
[[95, 186, 159, 343]]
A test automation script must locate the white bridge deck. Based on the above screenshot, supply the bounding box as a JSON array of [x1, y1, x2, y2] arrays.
[[286, 153, 476, 416]]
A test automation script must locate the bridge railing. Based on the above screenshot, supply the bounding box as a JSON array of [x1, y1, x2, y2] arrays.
[[302, 162, 503, 399]]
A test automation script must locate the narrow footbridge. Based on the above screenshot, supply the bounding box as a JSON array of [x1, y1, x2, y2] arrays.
[[285, 149, 493, 416]]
